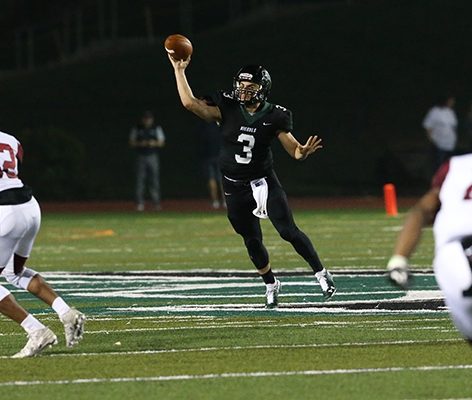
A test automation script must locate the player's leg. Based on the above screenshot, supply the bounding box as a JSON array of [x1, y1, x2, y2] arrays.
[[434, 239, 472, 342], [135, 155, 146, 211], [215, 166, 226, 208], [0, 283, 57, 358], [266, 173, 322, 270], [209, 159, 225, 209], [223, 178, 280, 306], [7, 198, 85, 347], [203, 159, 219, 208], [208, 177, 220, 208], [266, 173, 336, 299], [148, 154, 161, 209], [0, 283, 28, 324]]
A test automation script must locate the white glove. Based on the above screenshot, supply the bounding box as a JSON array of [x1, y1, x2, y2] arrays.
[[387, 255, 412, 290]]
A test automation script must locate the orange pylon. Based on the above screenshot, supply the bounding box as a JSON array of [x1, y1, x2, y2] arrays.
[[383, 183, 398, 216]]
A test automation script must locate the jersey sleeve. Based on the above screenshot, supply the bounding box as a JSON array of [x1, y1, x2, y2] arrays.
[[276, 106, 293, 133], [200, 94, 218, 107], [209, 91, 234, 122], [209, 91, 226, 108], [431, 160, 450, 189]]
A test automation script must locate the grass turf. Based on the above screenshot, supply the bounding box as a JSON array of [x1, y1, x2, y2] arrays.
[[1, 208, 470, 400], [30, 208, 433, 272]]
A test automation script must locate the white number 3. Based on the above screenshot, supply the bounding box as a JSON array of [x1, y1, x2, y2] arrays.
[[235, 133, 255, 164]]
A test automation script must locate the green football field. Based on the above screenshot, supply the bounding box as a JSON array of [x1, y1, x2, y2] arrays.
[[1, 208, 471, 400]]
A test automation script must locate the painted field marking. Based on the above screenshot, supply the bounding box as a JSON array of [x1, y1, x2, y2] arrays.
[[2, 270, 445, 316], [0, 338, 463, 360], [0, 318, 456, 338], [108, 304, 445, 315], [1, 315, 452, 335], [1, 364, 471, 387]]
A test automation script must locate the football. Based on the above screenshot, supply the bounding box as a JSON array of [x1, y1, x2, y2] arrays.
[[164, 34, 193, 61]]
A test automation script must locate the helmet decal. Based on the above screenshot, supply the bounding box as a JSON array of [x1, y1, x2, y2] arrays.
[[238, 72, 254, 81]]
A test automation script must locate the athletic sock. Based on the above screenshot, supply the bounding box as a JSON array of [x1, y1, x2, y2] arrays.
[[52, 297, 71, 318], [21, 314, 45, 334], [260, 269, 276, 285], [315, 268, 327, 280]]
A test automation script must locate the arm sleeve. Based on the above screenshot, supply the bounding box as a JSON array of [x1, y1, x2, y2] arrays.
[[209, 91, 224, 108], [277, 108, 293, 133]]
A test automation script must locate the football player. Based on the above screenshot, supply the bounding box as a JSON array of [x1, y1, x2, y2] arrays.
[[0, 130, 85, 357], [168, 56, 336, 307], [387, 153, 472, 342]]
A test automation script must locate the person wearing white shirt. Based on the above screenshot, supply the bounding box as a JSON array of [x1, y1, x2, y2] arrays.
[[423, 95, 457, 172]]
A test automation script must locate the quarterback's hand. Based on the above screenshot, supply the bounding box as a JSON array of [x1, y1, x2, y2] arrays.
[[386, 255, 412, 290], [295, 135, 323, 160], [168, 54, 191, 70]]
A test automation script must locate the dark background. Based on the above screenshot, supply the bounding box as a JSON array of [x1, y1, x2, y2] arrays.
[[0, 0, 470, 201]]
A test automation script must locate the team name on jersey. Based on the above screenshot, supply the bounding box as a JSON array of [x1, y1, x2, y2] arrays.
[[240, 126, 257, 133]]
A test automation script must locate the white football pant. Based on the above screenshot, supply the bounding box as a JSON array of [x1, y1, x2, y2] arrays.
[[0, 197, 40, 280], [434, 240, 472, 340]]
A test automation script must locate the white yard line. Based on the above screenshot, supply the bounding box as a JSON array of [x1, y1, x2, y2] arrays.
[[1, 316, 451, 335], [0, 321, 454, 337], [0, 364, 470, 387], [0, 338, 462, 360], [38, 269, 435, 278], [108, 303, 447, 314], [65, 290, 406, 299], [70, 315, 452, 323]]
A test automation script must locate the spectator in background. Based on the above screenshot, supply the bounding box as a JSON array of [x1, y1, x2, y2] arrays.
[[197, 119, 224, 209], [129, 111, 165, 211], [423, 94, 457, 172]]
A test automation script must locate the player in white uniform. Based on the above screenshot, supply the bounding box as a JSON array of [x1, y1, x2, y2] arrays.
[[387, 153, 472, 342], [0, 130, 85, 357]]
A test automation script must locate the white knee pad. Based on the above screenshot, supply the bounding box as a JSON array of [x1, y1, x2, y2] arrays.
[[3, 267, 38, 290], [0, 284, 11, 301]]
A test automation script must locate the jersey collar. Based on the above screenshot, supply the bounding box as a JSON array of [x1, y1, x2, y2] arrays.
[[239, 101, 272, 125]]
